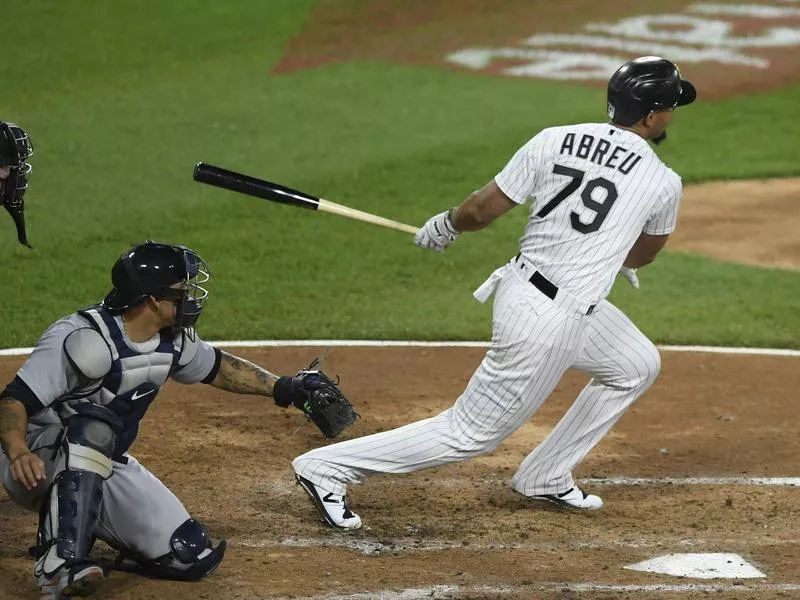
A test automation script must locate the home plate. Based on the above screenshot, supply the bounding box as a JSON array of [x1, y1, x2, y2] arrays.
[[624, 553, 767, 579]]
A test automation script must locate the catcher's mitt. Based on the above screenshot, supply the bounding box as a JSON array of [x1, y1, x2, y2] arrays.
[[274, 357, 358, 438]]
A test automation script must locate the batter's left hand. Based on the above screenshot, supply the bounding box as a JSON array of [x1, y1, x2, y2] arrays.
[[619, 267, 640, 289], [414, 210, 460, 252]]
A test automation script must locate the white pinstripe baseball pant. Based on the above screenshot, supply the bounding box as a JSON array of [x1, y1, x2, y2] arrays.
[[292, 264, 660, 497]]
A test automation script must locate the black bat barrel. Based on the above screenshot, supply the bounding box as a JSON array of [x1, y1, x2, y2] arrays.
[[193, 163, 320, 210]]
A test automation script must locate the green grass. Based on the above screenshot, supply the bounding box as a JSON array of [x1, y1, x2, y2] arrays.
[[1, 1, 799, 347], [608, 253, 800, 348]]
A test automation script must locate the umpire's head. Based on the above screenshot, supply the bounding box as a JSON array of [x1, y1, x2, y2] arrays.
[[0, 121, 33, 247]]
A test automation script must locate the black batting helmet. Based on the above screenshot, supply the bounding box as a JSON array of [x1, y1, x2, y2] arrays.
[[607, 57, 696, 126], [0, 121, 34, 247], [103, 241, 210, 334]]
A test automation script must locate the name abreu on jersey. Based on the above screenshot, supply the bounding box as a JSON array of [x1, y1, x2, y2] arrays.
[[558, 128, 644, 176]]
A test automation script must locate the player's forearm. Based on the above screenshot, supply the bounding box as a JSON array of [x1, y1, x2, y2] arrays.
[[451, 181, 517, 232], [452, 193, 496, 231], [623, 254, 655, 268], [210, 351, 279, 396], [624, 246, 659, 268], [624, 232, 669, 268], [0, 397, 30, 459]]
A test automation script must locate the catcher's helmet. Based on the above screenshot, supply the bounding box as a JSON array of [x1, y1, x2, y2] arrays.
[[607, 56, 696, 127], [0, 121, 34, 247], [103, 241, 210, 333]]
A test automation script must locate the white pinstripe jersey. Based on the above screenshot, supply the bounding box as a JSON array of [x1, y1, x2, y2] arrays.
[[495, 123, 682, 303]]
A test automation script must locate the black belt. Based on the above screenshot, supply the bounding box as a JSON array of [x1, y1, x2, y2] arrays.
[[516, 254, 595, 315]]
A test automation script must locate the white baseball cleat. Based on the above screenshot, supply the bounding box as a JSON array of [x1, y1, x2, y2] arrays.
[[295, 474, 362, 530], [39, 563, 104, 600], [529, 486, 603, 511]]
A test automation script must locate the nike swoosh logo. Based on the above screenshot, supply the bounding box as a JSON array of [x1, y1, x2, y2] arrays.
[[131, 389, 155, 401]]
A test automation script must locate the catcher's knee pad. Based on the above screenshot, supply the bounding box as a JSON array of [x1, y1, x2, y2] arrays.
[[64, 415, 118, 478], [117, 518, 226, 582], [167, 518, 226, 579]]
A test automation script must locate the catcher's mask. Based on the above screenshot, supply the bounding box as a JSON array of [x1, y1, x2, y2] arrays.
[[0, 122, 34, 247], [103, 241, 210, 339], [607, 56, 696, 144]]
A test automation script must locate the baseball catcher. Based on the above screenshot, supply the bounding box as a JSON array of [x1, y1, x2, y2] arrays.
[[0, 240, 355, 599]]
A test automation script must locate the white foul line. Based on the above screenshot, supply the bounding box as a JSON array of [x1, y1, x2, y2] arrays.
[[658, 344, 800, 356], [239, 534, 797, 556], [555, 582, 800, 593], [583, 476, 800, 486], [2, 340, 800, 357], [358, 475, 800, 489], [270, 582, 800, 599]]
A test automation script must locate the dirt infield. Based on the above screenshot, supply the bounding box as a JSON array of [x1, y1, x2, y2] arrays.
[[1, 347, 797, 599], [673, 178, 800, 270], [277, 0, 800, 99]]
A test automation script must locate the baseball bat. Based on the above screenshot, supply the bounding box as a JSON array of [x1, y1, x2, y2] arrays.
[[193, 162, 419, 235]]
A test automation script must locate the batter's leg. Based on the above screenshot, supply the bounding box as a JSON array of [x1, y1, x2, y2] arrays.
[[511, 300, 660, 502], [293, 273, 589, 525], [94, 455, 226, 581]]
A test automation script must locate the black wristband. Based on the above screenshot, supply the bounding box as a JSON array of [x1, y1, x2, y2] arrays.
[[446, 208, 459, 234], [273, 376, 294, 408]]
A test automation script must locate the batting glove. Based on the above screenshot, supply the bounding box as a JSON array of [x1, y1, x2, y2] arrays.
[[619, 267, 640, 289], [414, 209, 460, 252]]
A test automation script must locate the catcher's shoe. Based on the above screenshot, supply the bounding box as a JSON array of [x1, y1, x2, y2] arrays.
[[295, 474, 362, 530], [528, 486, 603, 511], [38, 563, 104, 600]]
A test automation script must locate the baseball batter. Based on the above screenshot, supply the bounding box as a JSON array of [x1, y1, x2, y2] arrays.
[[0, 241, 347, 599], [292, 57, 696, 530]]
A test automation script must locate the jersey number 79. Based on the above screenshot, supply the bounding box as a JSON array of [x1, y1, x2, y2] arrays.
[[535, 165, 618, 234]]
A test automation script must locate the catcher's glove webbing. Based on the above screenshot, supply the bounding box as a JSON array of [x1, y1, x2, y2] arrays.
[[274, 356, 358, 438]]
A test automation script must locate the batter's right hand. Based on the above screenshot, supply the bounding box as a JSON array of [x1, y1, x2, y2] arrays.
[[9, 450, 46, 490], [619, 267, 640, 289], [414, 209, 460, 252]]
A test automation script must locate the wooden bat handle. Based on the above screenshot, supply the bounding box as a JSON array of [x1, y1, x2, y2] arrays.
[[318, 199, 419, 235]]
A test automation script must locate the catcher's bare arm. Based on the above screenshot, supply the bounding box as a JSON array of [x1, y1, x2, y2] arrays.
[[0, 397, 28, 457], [0, 396, 46, 490], [209, 351, 279, 397]]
